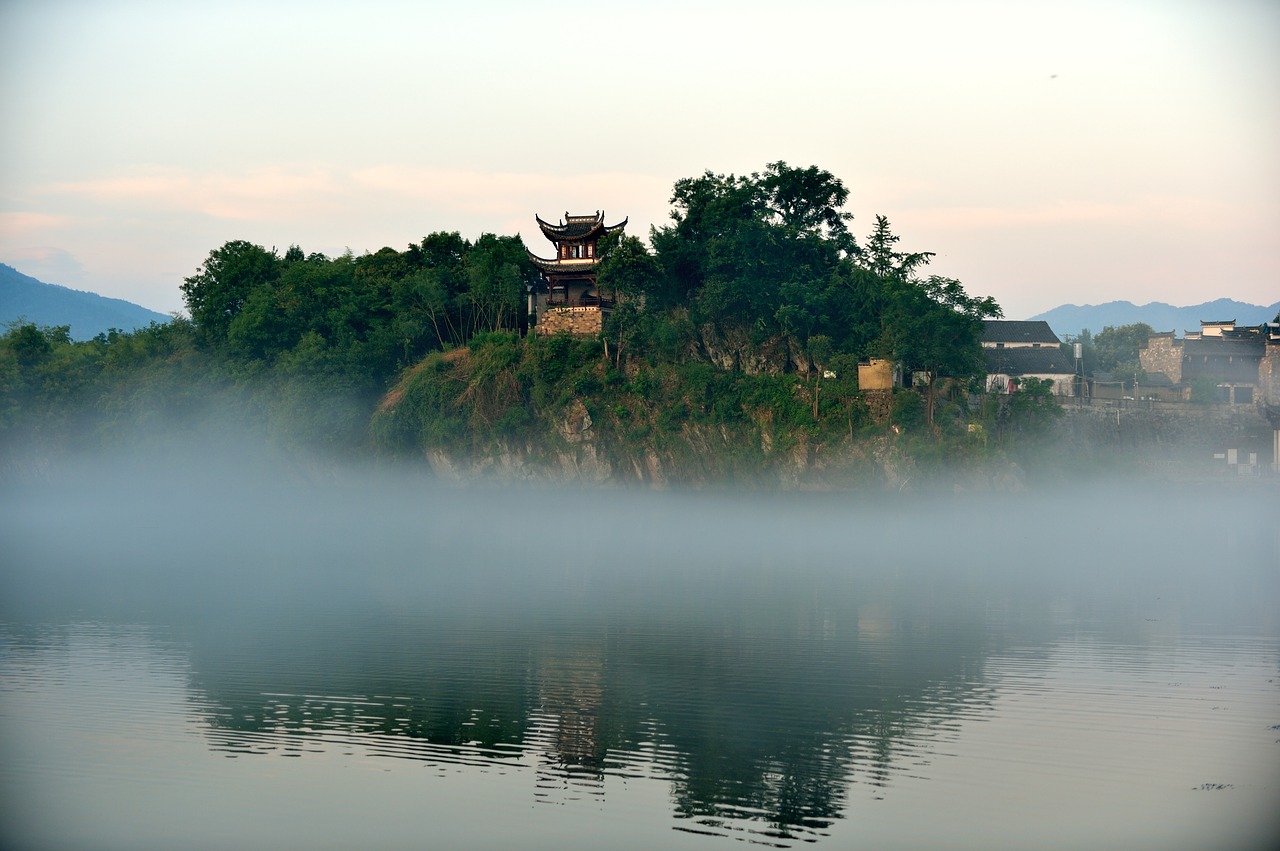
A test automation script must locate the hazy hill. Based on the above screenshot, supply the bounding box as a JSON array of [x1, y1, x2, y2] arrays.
[[1029, 298, 1280, 338], [1, 263, 170, 340]]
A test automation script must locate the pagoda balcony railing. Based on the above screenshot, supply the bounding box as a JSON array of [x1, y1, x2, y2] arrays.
[[544, 295, 614, 310]]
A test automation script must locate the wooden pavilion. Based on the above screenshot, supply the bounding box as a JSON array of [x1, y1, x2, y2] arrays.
[[527, 211, 627, 336]]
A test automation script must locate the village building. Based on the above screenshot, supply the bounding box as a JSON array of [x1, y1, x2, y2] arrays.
[[1138, 320, 1280, 473], [857, 358, 903, 391], [1139, 320, 1273, 404], [980, 320, 1077, 395], [526, 211, 627, 337]]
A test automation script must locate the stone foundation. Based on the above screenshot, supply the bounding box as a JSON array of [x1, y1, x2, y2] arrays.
[[536, 307, 604, 337]]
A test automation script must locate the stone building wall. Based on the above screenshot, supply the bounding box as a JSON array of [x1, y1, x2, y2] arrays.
[[1139, 334, 1183, 383], [1259, 343, 1280, 405], [536, 307, 604, 337]]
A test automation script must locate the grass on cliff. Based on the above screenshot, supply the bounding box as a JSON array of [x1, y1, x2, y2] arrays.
[[368, 331, 1026, 485]]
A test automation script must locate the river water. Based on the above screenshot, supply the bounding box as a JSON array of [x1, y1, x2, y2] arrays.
[[2, 468, 1278, 850]]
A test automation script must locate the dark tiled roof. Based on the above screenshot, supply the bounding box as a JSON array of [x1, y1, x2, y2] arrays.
[[535, 212, 628, 243], [1183, 337, 1265, 357], [525, 252, 601, 275], [985, 346, 1075, 376], [982, 320, 1061, 345]]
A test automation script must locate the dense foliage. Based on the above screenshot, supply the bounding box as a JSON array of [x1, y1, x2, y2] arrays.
[[1059, 322, 1154, 389], [180, 233, 537, 372], [371, 330, 1060, 487], [600, 162, 1001, 382], [5, 161, 1082, 485]]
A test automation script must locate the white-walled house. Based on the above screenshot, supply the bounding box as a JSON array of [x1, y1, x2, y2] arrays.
[[981, 320, 1077, 395]]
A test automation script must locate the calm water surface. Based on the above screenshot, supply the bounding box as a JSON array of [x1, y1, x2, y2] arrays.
[[2, 471, 1278, 850]]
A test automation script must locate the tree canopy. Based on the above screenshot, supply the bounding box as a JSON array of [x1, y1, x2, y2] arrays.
[[6, 160, 1015, 470], [626, 161, 1001, 379]]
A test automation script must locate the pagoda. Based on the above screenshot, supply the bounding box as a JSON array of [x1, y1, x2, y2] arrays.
[[527, 211, 627, 336]]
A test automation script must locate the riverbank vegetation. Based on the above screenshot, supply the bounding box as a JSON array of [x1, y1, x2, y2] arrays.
[[2, 162, 1090, 487]]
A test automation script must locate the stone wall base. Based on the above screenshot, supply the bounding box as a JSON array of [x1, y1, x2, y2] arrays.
[[536, 308, 604, 337]]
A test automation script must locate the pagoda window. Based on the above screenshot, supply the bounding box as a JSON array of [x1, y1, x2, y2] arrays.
[[587, 243, 594, 258]]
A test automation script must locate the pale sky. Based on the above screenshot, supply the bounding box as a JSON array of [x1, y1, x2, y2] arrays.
[[2, 0, 1277, 320]]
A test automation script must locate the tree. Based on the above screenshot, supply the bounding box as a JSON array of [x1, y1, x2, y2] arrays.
[[394, 232, 470, 349], [860, 215, 932, 282], [596, 233, 663, 304], [649, 169, 764, 307], [181, 241, 280, 341], [648, 163, 853, 340], [1092, 322, 1152, 394], [835, 215, 1000, 423], [1003, 376, 1063, 442], [597, 234, 665, 366], [1094, 323, 1152, 373], [1059, 329, 1097, 377], [875, 273, 1000, 425], [758, 161, 855, 250], [461, 234, 536, 336]]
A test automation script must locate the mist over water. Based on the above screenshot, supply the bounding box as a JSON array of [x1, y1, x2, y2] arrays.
[[2, 456, 1278, 850]]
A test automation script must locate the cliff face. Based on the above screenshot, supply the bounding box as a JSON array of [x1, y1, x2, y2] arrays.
[[411, 396, 893, 490], [373, 332, 1277, 491], [694, 322, 813, 376], [370, 337, 1029, 490], [371, 335, 906, 489]]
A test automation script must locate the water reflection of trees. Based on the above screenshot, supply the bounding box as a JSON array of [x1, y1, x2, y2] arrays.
[[181, 570, 1026, 845]]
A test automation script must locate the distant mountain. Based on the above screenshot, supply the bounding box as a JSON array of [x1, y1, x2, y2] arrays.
[[1028, 298, 1280, 338], [1, 263, 170, 340]]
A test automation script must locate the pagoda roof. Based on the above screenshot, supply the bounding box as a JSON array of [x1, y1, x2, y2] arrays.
[[535, 211, 627, 243], [526, 252, 601, 276]]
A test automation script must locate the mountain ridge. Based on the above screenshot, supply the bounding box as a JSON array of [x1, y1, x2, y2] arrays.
[[1028, 298, 1279, 338], [1, 263, 170, 340]]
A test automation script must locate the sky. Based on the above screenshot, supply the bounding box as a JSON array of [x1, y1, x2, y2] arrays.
[[1, 0, 1277, 320]]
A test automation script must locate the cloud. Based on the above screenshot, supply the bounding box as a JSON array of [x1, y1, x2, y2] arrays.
[[44, 166, 345, 221], [901, 195, 1252, 232], [345, 163, 675, 245], [37, 165, 675, 242], [2, 245, 86, 285], [0, 211, 74, 237]]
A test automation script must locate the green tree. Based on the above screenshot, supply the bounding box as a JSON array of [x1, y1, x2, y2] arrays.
[[1060, 329, 1096, 376], [648, 162, 851, 334], [597, 234, 665, 366], [875, 274, 1000, 425], [860, 214, 932, 282], [181, 241, 281, 341], [1094, 322, 1152, 372], [758, 161, 854, 250], [392, 232, 470, 349], [597, 233, 663, 304], [1004, 376, 1063, 441], [461, 234, 536, 337]]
